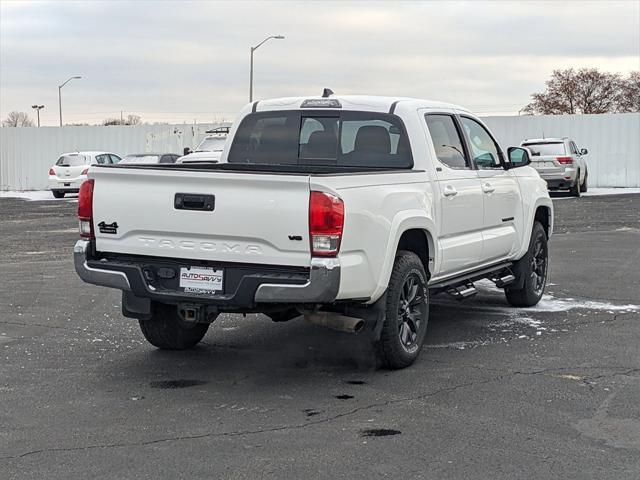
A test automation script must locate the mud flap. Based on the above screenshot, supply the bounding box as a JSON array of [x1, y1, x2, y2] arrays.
[[122, 291, 152, 320], [342, 292, 388, 341]]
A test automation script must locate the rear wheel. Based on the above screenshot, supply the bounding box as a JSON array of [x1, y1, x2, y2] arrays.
[[570, 171, 581, 197], [375, 251, 429, 369], [505, 221, 548, 307], [139, 303, 209, 350], [52, 190, 64, 198], [580, 172, 588, 193]]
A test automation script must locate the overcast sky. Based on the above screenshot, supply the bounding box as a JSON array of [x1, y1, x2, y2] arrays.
[[1, 0, 638, 125]]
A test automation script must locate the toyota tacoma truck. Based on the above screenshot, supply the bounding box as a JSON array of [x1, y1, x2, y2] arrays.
[[74, 94, 553, 369]]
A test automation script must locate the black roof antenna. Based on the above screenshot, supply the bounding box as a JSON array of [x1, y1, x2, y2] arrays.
[[322, 88, 334, 98]]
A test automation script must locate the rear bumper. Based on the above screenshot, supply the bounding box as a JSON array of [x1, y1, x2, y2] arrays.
[[49, 176, 86, 191], [73, 240, 340, 308]]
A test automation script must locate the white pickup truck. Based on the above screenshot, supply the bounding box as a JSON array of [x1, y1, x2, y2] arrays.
[[74, 94, 553, 368]]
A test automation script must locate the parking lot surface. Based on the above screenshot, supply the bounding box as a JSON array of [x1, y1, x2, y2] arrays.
[[1, 193, 639, 479]]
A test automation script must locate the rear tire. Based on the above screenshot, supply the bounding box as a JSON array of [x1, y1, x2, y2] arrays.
[[139, 303, 209, 350], [580, 172, 588, 193], [505, 222, 548, 307], [374, 251, 429, 369], [570, 171, 581, 197], [52, 190, 65, 198]]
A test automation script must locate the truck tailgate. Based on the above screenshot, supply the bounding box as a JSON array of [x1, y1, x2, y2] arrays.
[[91, 167, 312, 267]]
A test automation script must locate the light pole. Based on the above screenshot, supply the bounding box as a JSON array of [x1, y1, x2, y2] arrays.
[[58, 76, 82, 126], [249, 35, 285, 102], [31, 105, 44, 127]]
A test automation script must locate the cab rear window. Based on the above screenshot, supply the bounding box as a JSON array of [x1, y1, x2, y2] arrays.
[[227, 111, 413, 169]]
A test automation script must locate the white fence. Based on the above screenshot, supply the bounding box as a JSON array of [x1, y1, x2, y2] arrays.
[[483, 113, 640, 188], [1, 114, 639, 190], [0, 123, 229, 191]]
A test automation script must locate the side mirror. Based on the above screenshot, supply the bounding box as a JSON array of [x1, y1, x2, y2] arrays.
[[183, 147, 192, 156], [506, 146, 531, 169], [580, 148, 588, 155]]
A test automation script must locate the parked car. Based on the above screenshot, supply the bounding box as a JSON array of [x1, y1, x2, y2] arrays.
[[521, 137, 588, 196], [48, 151, 121, 198], [74, 94, 553, 369], [177, 127, 229, 164], [119, 153, 181, 165]]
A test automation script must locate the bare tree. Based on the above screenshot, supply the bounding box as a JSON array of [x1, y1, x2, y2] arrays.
[[102, 114, 142, 126], [2, 111, 35, 127], [524, 68, 625, 115], [617, 71, 640, 113]]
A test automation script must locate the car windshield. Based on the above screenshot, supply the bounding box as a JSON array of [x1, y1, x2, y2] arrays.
[[195, 137, 226, 152], [523, 142, 566, 156], [120, 155, 160, 164], [55, 155, 87, 166], [227, 110, 413, 169]]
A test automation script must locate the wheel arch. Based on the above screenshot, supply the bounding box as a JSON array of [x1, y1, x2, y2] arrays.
[[369, 211, 437, 302]]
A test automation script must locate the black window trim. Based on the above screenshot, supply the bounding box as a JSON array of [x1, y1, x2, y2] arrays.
[[424, 112, 474, 171], [458, 114, 506, 170]]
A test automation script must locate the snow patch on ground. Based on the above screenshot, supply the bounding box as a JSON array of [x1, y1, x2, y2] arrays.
[[0, 190, 78, 201], [523, 295, 639, 313], [553, 188, 640, 199]]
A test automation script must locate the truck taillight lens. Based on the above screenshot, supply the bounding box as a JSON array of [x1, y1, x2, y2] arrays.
[[309, 191, 344, 257], [556, 156, 573, 164], [49, 167, 55, 176], [78, 179, 95, 239], [81, 168, 89, 175]]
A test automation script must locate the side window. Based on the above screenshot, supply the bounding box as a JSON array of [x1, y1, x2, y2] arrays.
[[569, 142, 578, 155], [459, 117, 502, 169], [424, 114, 469, 169], [95, 155, 107, 165], [110, 154, 121, 164]]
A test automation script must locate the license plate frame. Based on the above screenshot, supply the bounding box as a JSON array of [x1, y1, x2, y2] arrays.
[[179, 266, 223, 294]]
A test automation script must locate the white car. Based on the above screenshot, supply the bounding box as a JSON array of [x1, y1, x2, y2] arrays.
[[74, 94, 552, 369], [177, 127, 229, 164], [521, 137, 589, 197], [48, 151, 121, 198]]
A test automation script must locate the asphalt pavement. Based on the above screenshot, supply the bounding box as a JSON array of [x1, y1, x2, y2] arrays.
[[1, 192, 639, 479]]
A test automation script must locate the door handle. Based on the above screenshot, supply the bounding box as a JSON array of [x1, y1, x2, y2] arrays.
[[443, 185, 458, 197], [482, 183, 495, 194]]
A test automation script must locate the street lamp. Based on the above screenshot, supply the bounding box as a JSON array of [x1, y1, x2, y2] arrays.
[[249, 35, 285, 102], [31, 105, 44, 127], [58, 76, 82, 126]]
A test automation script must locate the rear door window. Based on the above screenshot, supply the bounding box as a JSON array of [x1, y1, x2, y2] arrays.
[[227, 111, 412, 169], [424, 114, 469, 169]]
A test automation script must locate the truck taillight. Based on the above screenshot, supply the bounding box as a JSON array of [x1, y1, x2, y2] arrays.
[[556, 156, 573, 164], [49, 167, 55, 176], [309, 191, 344, 257], [78, 179, 95, 239]]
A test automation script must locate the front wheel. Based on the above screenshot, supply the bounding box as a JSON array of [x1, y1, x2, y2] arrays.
[[52, 190, 65, 199], [580, 172, 588, 193], [505, 221, 548, 307], [570, 171, 581, 197], [374, 251, 429, 369], [139, 303, 209, 350]]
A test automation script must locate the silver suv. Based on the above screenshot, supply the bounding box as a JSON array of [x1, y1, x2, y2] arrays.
[[521, 137, 588, 197]]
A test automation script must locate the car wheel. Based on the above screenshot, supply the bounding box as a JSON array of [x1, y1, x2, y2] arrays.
[[580, 172, 588, 193], [139, 303, 209, 350], [374, 251, 429, 369], [570, 171, 581, 197], [505, 222, 548, 307], [52, 190, 65, 199]]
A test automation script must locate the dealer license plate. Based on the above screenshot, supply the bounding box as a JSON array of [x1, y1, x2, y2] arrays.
[[179, 267, 223, 294]]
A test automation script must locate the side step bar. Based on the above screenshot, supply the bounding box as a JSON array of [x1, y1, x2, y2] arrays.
[[430, 261, 515, 299]]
